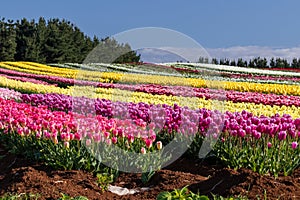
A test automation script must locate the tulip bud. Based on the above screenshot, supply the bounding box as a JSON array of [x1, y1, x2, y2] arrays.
[[112, 137, 118, 144], [53, 137, 58, 145], [267, 142, 272, 148], [156, 141, 162, 150], [64, 141, 69, 148], [106, 139, 112, 146], [86, 139, 92, 146], [104, 131, 110, 139], [141, 147, 146, 154]]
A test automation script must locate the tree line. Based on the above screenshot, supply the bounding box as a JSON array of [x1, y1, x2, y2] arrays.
[[0, 17, 140, 63], [199, 56, 300, 69]]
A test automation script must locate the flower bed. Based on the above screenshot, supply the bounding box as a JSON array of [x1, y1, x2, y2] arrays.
[[0, 61, 300, 199]]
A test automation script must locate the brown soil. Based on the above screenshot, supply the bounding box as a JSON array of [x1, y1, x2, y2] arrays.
[[0, 145, 299, 200]]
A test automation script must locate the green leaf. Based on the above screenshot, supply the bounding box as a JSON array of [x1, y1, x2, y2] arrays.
[[73, 196, 89, 200], [156, 191, 172, 200], [198, 195, 210, 200]]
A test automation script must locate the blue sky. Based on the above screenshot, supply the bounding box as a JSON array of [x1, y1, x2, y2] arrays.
[[1, 0, 300, 60]]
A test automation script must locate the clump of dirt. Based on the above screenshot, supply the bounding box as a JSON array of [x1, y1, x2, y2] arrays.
[[0, 146, 299, 200]]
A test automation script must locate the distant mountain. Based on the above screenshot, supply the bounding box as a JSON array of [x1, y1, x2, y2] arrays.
[[136, 48, 188, 63]]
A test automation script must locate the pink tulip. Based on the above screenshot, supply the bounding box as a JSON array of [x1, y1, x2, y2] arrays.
[[112, 137, 118, 144], [267, 142, 272, 148], [69, 133, 74, 141], [106, 139, 112, 146], [118, 129, 125, 138], [148, 122, 155, 130], [60, 133, 71, 141], [93, 134, 102, 143], [17, 127, 24, 136], [212, 133, 218, 139], [149, 131, 156, 142], [74, 133, 81, 141], [112, 129, 118, 136], [127, 134, 135, 143], [104, 131, 110, 139], [145, 138, 153, 148], [43, 130, 51, 139], [85, 139, 92, 146]]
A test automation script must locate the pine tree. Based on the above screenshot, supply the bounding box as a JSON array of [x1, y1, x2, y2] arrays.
[[0, 18, 17, 61], [270, 57, 275, 68], [15, 18, 40, 61]]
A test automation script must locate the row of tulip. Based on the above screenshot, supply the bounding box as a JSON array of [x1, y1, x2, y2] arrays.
[[159, 63, 298, 83], [0, 88, 22, 100], [0, 61, 111, 82], [0, 76, 68, 95], [170, 63, 300, 77], [227, 73, 300, 83], [0, 66, 98, 87], [0, 73, 55, 86], [0, 61, 73, 78]]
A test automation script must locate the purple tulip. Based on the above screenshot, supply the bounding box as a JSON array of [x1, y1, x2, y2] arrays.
[[291, 141, 298, 149], [252, 131, 261, 139], [278, 131, 287, 141], [238, 129, 246, 138]]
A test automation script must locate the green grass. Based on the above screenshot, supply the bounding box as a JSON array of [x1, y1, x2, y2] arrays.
[[0, 193, 41, 200]]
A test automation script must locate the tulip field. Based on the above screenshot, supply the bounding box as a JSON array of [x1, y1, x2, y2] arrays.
[[0, 61, 300, 199]]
